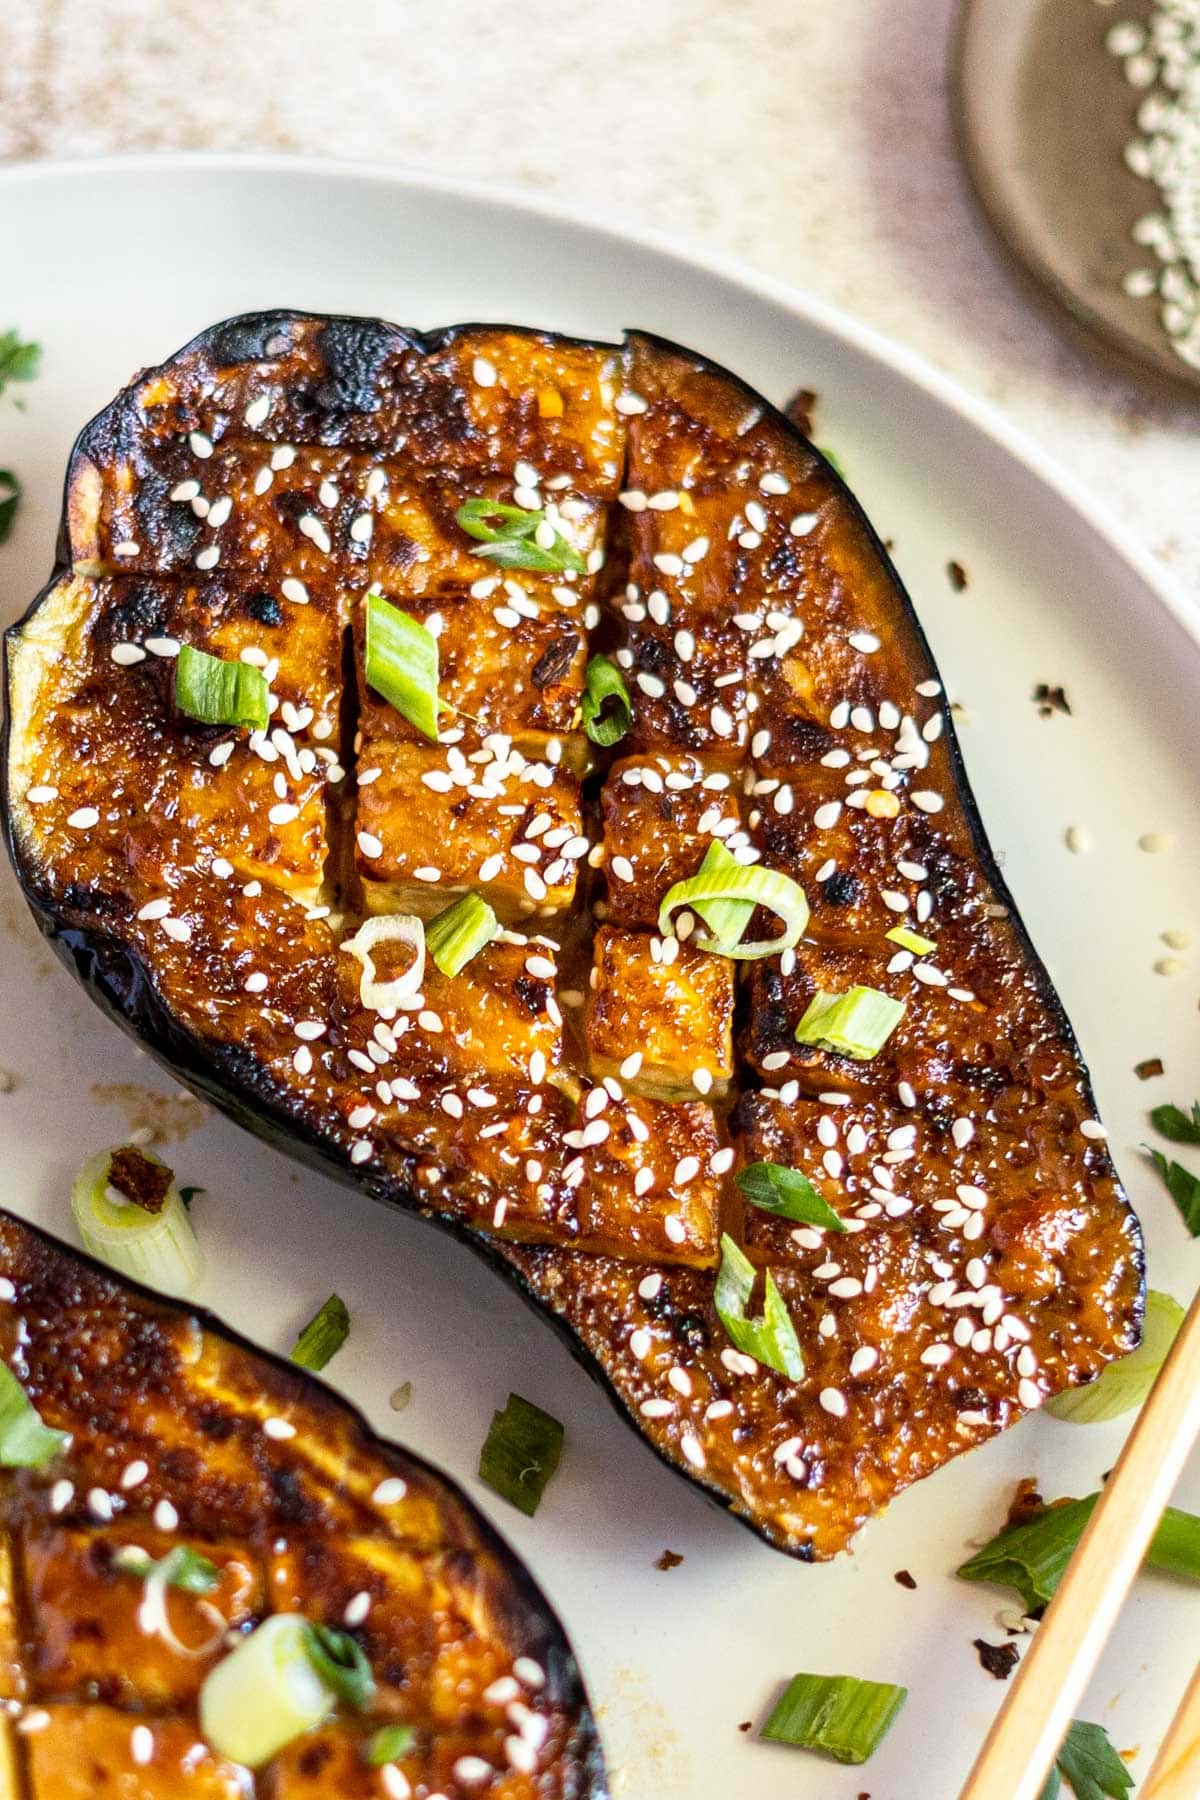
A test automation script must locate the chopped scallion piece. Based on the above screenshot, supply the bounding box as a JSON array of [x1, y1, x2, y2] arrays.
[[885, 925, 936, 956], [1046, 1290, 1183, 1423], [174, 644, 269, 732], [111, 1543, 220, 1595], [794, 986, 905, 1060], [670, 840, 754, 951], [0, 1364, 68, 1469], [302, 1623, 376, 1710], [957, 1491, 1200, 1613], [363, 1724, 417, 1767], [199, 1614, 336, 1768], [479, 1393, 564, 1517], [760, 1672, 906, 1764], [659, 847, 809, 961], [581, 654, 632, 747], [456, 496, 586, 574], [291, 1294, 350, 1373], [71, 1146, 204, 1298], [714, 1235, 804, 1381], [1039, 1720, 1134, 1800], [736, 1162, 846, 1233], [364, 591, 440, 741], [425, 893, 499, 977], [341, 914, 425, 1018]]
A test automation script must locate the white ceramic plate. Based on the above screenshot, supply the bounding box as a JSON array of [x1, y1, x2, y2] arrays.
[[1, 155, 1197, 1800]]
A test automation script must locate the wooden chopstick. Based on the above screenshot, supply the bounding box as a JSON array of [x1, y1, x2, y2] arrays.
[[959, 1283, 1200, 1800], [1141, 1662, 1200, 1799]]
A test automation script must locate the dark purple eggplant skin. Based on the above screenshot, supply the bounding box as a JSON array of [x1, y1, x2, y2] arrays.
[[1, 311, 1142, 1565]]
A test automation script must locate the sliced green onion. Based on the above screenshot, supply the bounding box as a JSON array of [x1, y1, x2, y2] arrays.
[[1040, 1720, 1134, 1800], [885, 925, 936, 956], [363, 1725, 417, 1767], [736, 1162, 846, 1233], [302, 1623, 375, 1711], [659, 847, 809, 961], [341, 914, 425, 1017], [111, 1544, 220, 1595], [0, 1365, 68, 1469], [957, 1492, 1200, 1613], [479, 1393, 564, 1517], [670, 840, 754, 951], [714, 1235, 804, 1381], [1150, 1098, 1200, 1145], [794, 986, 905, 1060], [581, 654, 632, 747], [760, 1673, 906, 1764], [456, 496, 586, 575], [364, 591, 440, 741], [291, 1295, 350, 1373], [71, 1146, 204, 1298], [174, 644, 269, 732], [199, 1614, 335, 1768], [1046, 1290, 1183, 1423], [1145, 1148, 1200, 1235], [425, 893, 499, 977]]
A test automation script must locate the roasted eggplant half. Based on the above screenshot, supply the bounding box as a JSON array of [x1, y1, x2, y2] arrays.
[[3, 313, 1143, 1559], [0, 1205, 603, 1797]]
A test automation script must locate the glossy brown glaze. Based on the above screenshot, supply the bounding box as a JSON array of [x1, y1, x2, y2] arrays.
[[0, 1210, 604, 1797], [4, 313, 1142, 1559]]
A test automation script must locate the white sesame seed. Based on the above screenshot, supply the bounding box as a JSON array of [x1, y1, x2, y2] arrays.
[[615, 391, 648, 415], [111, 642, 147, 666], [357, 831, 383, 859], [154, 1499, 179, 1532], [188, 431, 214, 459], [472, 357, 498, 387], [638, 1273, 663, 1301], [67, 807, 100, 829], [819, 1387, 848, 1417]]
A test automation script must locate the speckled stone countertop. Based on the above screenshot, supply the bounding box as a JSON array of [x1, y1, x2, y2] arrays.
[[1, 0, 1198, 590]]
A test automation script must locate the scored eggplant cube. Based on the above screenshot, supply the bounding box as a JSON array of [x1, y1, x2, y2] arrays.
[[20, 1527, 262, 1708], [584, 926, 734, 1101], [354, 587, 586, 759], [23, 1707, 248, 1799], [600, 753, 748, 928], [574, 1089, 722, 1267], [355, 740, 582, 922], [448, 329, 627, 494]]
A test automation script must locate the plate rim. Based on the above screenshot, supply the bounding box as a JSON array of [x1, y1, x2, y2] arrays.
[[2, 147, 1196, 657]]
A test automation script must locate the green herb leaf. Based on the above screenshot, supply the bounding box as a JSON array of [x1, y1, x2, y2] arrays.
[[290, 1295, 350, 1373], [659, 845, 810, 961], [1150, 1099, 1200, 1145], [301, 1622, 375, 1711], [736, 1162, 846, 1233], [363, 1724, 417, 1767], [581, 654, 632, 747], [794, 986, 905, 1060], [714, 1234, 804, 1381], [363, 592, 440, 742], [957, 1492, 1200, 1613], [0, 1364, 69, 1468], [760, 1672, 906, 1764], [0, 332, 42, 397], [0, 470, 20, 547], [112, 1543, 221, 1594], [425, 893, 499, 977], [1040, 1721, 1133, 1800], [456, 496, 586, 574], [818, 446, 845, 479], [1146, 1147, 1200, 1235], [175, 644, 270, 732], [1046, 1289, 1183, 1423], [478, 1393, 564, 1517]]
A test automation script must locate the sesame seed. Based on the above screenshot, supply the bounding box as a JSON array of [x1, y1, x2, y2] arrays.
[[615, 391, 648, 415], [145, 636, 180, 658], [819, 1387, 848, 1417], [453, 1756, 494, 1785], [373, 1476, 408, 1504], [111, 641, 147, 666], [911, 790, 944, 814], [790, 512, 819, 536], [1080, 1120, 1107, 1140], [849, 1347, 878, 1377], [680, 1432, 706, 1468], [472, 357, 498, 387], [357, 831, 383, 859], [67, 807, 99, 829], [154, 1499, 179, 1532], [638, 1273, 663, 1300], [281, 577, 309, 605], [188, 431, 214, 458], [640, 1397, 674, 1419]]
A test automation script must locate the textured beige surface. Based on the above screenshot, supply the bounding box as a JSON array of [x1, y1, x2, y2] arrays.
[[1, 0, 1198, 588]]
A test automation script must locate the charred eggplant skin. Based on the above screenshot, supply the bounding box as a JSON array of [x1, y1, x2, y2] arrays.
[[2, 312, 1143, 1562], [0, 1205, 607, 1798]]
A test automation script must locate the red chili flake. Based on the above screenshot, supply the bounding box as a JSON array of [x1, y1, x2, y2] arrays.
[[894, 1569, 918, 1590], [947, 559, 969, 592], [106, 1146, 172, 1215], [974, 1638, 1020, 1681], [655, 1549, 684, 1571], [737, 1721, 753, 1734], [1134, 1058, 1165, 1081]]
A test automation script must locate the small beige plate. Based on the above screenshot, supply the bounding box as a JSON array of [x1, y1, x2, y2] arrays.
[[953, 0, 1200, 393]]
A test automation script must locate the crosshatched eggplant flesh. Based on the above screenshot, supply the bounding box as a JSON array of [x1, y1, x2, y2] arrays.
[[3, 312, 1143, 1560], [0, 1207, 605, 1796]]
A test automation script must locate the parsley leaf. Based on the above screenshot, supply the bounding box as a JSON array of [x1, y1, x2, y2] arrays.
[[1146, 1148, 1200, 1236], [1038, 1720, 1133, 1800], [0, 332, 41, 399], [0, 470, 18, 547], [1150, 1098, 1200, 1145]]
